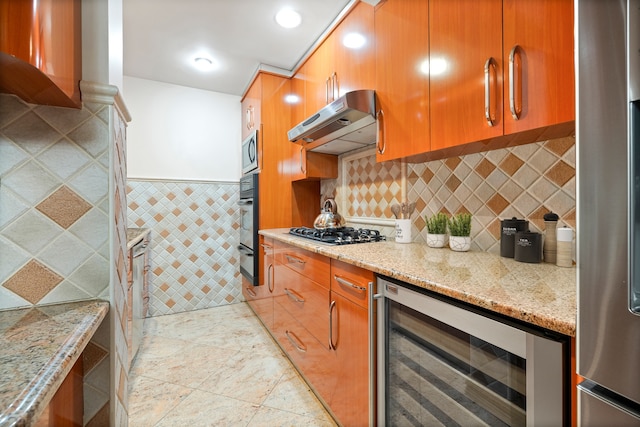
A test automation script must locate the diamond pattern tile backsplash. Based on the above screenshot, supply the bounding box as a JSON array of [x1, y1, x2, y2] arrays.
[[127, 180, 241, 316], [323, 136, 576, 254], [0, 94, 110, 309]]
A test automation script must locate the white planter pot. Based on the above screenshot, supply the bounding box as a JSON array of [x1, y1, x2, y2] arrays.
[[449, 236, 471, 252], [426, 233, 447, 248]]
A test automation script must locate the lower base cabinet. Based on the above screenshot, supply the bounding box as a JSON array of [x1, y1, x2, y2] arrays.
[[246, 239, 375, 426], [34, 356, 83, 427]]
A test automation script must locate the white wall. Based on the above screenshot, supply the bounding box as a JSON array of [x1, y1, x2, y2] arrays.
[[124, 76, 241, 181]]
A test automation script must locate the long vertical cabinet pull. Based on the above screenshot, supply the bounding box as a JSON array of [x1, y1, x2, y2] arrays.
[[299, 146, 305, 174], [509, 45, 522, 120], [376, 110, 386, 154], [484, 57, 497, 127], [325, 76, 331, 104], [246, 105, 254, 130], [331, 72, 338, 102], [328, 300, 337, 350], [267, 264, 274, 292]]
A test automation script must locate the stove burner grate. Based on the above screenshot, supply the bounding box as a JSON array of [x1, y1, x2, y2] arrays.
[[289, 227, 386, 245]]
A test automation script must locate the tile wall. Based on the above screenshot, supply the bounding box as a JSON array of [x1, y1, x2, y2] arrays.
[[0, 95, 110, 308], [322, 136, 576, 253], [0, 92, 117, 425], [127, 180, 241, 316]]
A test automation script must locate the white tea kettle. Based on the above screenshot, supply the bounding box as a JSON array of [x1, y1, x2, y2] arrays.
[[314, 199, 345, 230]]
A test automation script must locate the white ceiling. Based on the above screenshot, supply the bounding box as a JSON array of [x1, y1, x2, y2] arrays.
[[123, 0, 354, 97]]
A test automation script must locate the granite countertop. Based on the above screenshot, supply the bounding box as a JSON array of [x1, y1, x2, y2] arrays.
[[260, 228, 576, 337], [127, 227, 150, 249], [0, 300, 109, 427]]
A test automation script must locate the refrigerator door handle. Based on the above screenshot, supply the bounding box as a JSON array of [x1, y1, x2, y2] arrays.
[[630, 100, 640, 314]]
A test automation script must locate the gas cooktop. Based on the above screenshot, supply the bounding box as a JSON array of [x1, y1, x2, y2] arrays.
[[289, 226, 386, 245]]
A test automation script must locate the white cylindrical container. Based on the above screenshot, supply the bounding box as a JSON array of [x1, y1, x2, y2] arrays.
[[556, 227, 574, 268], [395, 219, 412, 243]]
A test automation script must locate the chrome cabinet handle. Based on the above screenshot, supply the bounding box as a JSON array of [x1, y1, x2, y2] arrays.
[[285, 330, 307, 352], [484, 57, 497, 127], [334, 275, 367, 292], [268, 264, 274, 293], [376, 110, 386, 154], [331, 72, 338, 101], [325, 76, 331, 104], [509, 45, 522, 120], [284, 287, 305, 303], [299, 146, 305, 174], [328, 300, 337, 350], [245, 286, 257, 298], [285, 254, 306, 265], [260, 243, 272, 251]]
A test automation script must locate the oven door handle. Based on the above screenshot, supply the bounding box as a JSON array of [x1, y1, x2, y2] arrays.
[[238, 199, 253, 206], [237, 245, 253, 255]]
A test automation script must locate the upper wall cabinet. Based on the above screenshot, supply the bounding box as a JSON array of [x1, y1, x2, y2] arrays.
[[427, 0, 574, 157], [374, 0, 430, 162], [429, 0, 504, 152], [502, 0, 574, 136], [298, 1, 375, 118], [0, 0, 82, 108], [241, 78, 262, 140]]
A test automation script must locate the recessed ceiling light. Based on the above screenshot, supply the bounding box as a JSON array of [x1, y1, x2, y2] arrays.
[[194, 56, 217, 71], [276, 8, 301, 29]]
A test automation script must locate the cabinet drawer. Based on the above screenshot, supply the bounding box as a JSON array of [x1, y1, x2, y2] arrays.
[[330, 259, 374, 309], [273, 298, 337, 404], [275, 241, 330, 288], [276, 265, 329, 345]]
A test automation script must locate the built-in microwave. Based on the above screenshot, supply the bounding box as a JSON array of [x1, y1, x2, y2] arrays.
[[241, 129, 259, 175]]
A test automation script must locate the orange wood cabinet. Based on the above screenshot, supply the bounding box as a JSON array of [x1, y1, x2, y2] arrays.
[[429, 0, 504, 152], [263, 242, 378, 426], [331, 1, 375, 98], [240, 77, 261, 140], [297, 1, 375, 116], [243, 237, 274, 327], [290, 145, 338, 181], [426, 0, 574, 158], [502, 0, 574, 136], [251, 73, 294, 231], [374, 0, 430, 161], [0, 0, 81, 108], [271, 240, 336, 407], [329, 259, 375, 427], [34, 356, 83, 427]]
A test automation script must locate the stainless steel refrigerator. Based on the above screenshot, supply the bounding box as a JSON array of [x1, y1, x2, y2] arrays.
[[577, 0, 640, 424]]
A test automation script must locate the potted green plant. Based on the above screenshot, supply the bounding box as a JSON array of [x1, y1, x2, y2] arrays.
[[448, 212, 472, 252], [425, 212, 448, 248]]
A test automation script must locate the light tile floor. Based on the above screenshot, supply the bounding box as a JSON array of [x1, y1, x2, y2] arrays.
[[128, 302, 337, 427]]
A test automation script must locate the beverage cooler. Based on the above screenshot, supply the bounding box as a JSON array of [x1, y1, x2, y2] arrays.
[[376, 276, 570, 426]]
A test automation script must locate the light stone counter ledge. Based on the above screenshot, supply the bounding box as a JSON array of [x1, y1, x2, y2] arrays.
[[0, 300, 109, 427], [260, 228, 576, 337], [127, 227, 150, 250]]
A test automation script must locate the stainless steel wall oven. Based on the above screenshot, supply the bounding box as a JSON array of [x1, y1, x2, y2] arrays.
[[376, 276, 570, 426], [239, 174, 259, 285]]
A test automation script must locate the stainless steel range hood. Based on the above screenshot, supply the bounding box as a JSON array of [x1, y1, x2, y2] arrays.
[[288, 89, 376, 155]]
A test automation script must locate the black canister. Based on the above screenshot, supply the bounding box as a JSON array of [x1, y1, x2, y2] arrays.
[[514, 231, 543, 263], [500, 217, 529, 258]]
